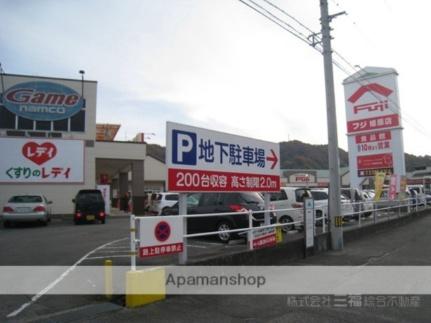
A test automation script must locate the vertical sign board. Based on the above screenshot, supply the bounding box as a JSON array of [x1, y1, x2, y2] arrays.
[[343, 67, 406, 189], [166, 122, 280, 192], [388, 175, 398, 201], [251, 227, 277, 250], [304, 198, 314, 249], [0, 138, 84, 183], [138, 216, 183, 258]]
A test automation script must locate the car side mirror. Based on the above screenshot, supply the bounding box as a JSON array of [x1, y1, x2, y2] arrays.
[[48, 201, 53, 205], [72, 198, 76, 203]]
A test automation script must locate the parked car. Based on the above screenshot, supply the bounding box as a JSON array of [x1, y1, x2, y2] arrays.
[[149, 192, 179, 215], [340, 188, 373, 218], [310, 188, 355, 222], [162, 192, 275, 242], [2, 194, 52, 227], [269, 187, 319, 231], [73, 189, 106, 224], [407, 186, 427, 207]]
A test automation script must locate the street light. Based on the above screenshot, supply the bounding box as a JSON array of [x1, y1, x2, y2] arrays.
[[79, 70, 86, 108]]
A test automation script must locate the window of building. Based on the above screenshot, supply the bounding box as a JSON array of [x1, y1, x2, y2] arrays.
[[17, 116, 33, 130], [36, 120, 51, 131], [70, 110, 85, 132], [0, 106, 16, 129], [53, 118, 68, 131]]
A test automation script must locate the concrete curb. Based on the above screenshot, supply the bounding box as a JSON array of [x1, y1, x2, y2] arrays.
[[189, 210, 430, 266]]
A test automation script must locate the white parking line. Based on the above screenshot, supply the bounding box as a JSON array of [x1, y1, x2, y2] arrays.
[[6, 237, 128, 318], [98, 246, 130, 250], [85, 255, 131, 260], [91, 250, 131, 254]]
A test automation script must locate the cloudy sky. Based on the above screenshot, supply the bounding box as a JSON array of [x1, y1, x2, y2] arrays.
[[1, 0, 430, 156]]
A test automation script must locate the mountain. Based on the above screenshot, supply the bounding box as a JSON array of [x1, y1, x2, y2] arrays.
[[279, 141, 349, 169], [146, 141, 431, 172]]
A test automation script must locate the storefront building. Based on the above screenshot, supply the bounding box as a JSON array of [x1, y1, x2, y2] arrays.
[[0, 73, 147, 215]]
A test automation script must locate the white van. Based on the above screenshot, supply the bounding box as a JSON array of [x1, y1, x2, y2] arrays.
[[269, 187, 321, 231], [311, 188, 355, 221], [149, 192, 179, 215]]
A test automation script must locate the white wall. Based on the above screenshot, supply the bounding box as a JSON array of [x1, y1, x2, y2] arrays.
[[144, 156, 165, 181]]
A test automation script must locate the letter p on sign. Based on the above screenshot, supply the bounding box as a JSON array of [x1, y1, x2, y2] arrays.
[[172, 130, 196, 165]]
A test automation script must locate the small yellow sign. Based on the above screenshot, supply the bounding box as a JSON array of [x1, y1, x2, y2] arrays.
[[374, 172, 386, 202]]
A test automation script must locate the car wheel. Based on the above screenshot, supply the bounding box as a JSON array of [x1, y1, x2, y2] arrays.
[[216, 221, 232, 243], [3, 221, 11, 228], [74, 220, 79, 225], [101, 219, 106, 224], [161, 207, 169, 216], [279, 216, 294, 232]]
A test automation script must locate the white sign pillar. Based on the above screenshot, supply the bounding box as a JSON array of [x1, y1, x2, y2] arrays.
[[178, 193, 188, 265], [343, 67, 406, 189]]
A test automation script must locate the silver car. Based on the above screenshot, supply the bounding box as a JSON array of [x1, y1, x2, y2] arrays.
[[2, 194, 52, 227]]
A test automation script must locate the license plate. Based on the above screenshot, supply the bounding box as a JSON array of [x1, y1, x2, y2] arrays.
[[16, 207, 31, 213], [86, 215, 95, 221]]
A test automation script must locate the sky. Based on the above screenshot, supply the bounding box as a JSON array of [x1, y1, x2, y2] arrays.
[[1, 0, 431, 156]]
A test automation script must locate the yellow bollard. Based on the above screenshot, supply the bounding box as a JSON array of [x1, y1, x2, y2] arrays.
[[105, 259, 113, 300], [276, 227, 283, 243], [125, 267, 166, 308]]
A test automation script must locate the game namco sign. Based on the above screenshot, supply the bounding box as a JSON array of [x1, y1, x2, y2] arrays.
[[166, 122, 280, 192], [2, 81, 84, 121], [0, 138, 84, 183], [138, 216, 183, 258]]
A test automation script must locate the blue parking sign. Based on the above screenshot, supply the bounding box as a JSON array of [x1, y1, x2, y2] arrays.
[[172, 130, 197, 165]]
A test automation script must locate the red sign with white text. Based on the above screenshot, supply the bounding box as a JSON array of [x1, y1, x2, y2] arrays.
[[347, 114, 399, 134], [355, 131, 392, 144], [357, 153, 393, 170], [168, 168, 280, 192], [139, 242, 183, 258], [251, 227, 277, 250]]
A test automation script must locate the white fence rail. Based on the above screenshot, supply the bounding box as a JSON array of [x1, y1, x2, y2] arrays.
[[129, 197, 430, 266]]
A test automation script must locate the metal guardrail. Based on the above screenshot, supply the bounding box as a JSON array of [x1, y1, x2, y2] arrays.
[[129, 197, 429, 266]]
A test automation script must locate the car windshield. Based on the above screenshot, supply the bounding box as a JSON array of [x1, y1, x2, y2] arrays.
[[311, 191, 328, 200], [165, 194, 178, 201], [8, 195, 43, 203], [239, 192, 263, 204], [76, 192, 103, 203]]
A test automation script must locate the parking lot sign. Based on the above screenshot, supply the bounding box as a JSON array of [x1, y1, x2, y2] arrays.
[[166, 122, 280, 192]]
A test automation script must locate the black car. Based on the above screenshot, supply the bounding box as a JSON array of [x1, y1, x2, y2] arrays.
[[162, 192, 275, 242], [73, 189, 106, 224]]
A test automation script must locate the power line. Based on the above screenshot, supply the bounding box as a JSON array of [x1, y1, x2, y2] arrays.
[[238, 0, 431, 140], [237, 0, 314, 48], [261, 0, 315, 34]]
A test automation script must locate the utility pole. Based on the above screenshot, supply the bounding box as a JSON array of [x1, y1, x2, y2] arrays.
[[320, 0, 345, 250]]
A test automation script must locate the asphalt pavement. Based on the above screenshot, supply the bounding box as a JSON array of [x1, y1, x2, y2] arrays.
[[1, 209, 430, 322], [87, 211, 431, 323]]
